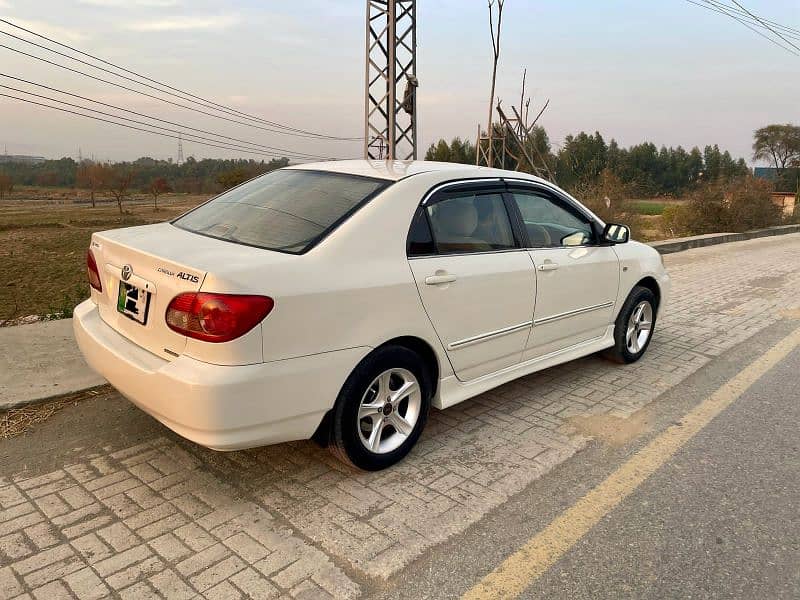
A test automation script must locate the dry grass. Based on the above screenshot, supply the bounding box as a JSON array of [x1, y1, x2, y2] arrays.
[[0, 187, 209, 322], [0, 385, 112, 439]]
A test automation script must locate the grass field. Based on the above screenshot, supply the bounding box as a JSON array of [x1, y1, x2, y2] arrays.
[[0, 187, 209, 323], [632, 200, 667, 216]]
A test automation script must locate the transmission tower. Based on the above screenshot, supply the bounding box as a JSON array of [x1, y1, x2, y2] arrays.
[[364, 0, 418, 160], [177, 134, 184, 165]]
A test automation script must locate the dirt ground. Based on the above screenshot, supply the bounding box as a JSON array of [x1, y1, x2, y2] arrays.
[[0, 187, 209, 323]]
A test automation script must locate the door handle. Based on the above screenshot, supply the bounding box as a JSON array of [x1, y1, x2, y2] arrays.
[[537, 261, 559, 272], [425, 273, 457, 285]]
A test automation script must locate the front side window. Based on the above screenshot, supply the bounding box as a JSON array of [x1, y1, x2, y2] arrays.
[[510, 189, 595, 247], [174, 170, 389, 253], [426, 192, 516, 255]]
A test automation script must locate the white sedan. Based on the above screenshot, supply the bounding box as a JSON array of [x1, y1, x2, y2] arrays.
[[74, 160, 669, 470]]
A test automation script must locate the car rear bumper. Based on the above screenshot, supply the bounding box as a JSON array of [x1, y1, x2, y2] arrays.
[[73, 299, 369, 450]]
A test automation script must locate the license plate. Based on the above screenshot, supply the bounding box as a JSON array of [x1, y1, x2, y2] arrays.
[[117, 281, 151, 324]]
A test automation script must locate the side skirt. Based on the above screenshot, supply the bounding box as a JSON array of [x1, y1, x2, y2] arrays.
[[433, 326, 615, 410]]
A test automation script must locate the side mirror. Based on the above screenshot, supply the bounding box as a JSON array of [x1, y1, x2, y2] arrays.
[[603, 223, 629, 244]]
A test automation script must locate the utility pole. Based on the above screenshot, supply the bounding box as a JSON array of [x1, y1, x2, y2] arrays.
[[177, 134, 184, 165], [364, 0, 418, 160]]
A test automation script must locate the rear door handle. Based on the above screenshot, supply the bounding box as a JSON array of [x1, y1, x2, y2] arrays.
[[537, 261, 559, 272], [425, 273, 457, 285]]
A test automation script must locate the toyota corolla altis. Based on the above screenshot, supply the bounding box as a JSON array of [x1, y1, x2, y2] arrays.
[[74, 160, 669, 470]]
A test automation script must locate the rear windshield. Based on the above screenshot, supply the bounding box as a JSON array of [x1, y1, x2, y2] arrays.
[[173, 169, 390, 253]]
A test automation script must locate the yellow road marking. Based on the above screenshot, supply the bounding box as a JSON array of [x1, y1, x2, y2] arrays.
[[463, 326, 800, 600]]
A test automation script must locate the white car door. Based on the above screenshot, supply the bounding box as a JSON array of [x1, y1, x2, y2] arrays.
[[506, 184, 620, 361], [408, 182, 536, 382]]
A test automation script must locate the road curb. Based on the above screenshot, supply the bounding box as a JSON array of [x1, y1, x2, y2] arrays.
[[0, 384, 112, 413], [650, 224, 800, 254]]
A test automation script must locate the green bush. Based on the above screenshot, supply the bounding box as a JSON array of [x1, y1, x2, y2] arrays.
[[660, 177, 781, 237]]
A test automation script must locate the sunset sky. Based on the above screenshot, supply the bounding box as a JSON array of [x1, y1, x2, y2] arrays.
[[0, 0, 797, 163]]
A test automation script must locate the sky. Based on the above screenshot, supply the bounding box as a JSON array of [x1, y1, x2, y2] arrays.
[[0, 0, 797, 164]]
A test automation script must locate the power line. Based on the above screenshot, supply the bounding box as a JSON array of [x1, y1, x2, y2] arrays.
[[0, 18, 362, 141], [0, 43, 350, 141], [685, 0, 800, 56], [703, 0, 800, 38], [724, 0, 800, 52], [0, 92, 338, 161], [0, 73, 336, 160], [0, 83, 335, 160]]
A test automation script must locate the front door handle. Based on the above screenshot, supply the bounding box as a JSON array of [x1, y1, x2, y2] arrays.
[[425, 273, 457, 285], [537, 261, 559, 272]]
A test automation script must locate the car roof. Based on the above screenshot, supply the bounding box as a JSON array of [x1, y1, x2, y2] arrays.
[[285, 159, 544, 183]]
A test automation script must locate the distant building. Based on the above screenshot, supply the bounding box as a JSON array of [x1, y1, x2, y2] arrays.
[[754, 166, 779, 181], [0, 154, 47, 165]]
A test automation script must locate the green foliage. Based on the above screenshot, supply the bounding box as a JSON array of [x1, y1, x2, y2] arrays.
[[555, 131, 608, 190], [424, 137, 476, 164], [661, 176, 782, 237], [752, 124, 800, 176], [431, 125, 751, 201]]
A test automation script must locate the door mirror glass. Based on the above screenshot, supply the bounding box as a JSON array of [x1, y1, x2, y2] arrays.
[[603, 223, 630, 244]]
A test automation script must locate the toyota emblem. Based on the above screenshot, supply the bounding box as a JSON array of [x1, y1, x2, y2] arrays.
[[121, 264, 133, 281]]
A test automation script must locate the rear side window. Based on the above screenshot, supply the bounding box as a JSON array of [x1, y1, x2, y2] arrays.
[[426, 192, 515, 255], [174, 170, 389, 253], [407, 209, 435, 256]]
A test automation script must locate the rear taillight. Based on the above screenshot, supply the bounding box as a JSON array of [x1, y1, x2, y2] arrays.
[[165, 292, 274, 343], [87, 249, 102, 292]]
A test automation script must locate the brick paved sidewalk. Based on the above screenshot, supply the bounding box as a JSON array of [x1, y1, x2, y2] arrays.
[[2, 234, 799, 599]]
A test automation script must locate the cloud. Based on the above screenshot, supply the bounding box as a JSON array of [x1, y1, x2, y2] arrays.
[[3, 18, 88, 42], [127, 14, 239, 32]]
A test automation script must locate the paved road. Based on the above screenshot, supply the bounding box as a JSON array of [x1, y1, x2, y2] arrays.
[[1, 234, 800, 599], [526, 335, 800, 599]]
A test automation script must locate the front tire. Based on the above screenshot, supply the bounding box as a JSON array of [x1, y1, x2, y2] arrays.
[[330, 345, 431, 471], [604, 286, 657, 364]]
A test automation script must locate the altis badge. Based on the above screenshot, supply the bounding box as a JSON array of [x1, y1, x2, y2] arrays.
[[176, 271, 200, 284], [157, 266, 200, 284]]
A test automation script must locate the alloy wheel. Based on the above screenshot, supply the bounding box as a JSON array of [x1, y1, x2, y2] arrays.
[[626, 300, 653, 354], [357, 368, 422, 454]]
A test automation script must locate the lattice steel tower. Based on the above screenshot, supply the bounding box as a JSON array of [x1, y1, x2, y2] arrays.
[[364, 0, 418, 160]]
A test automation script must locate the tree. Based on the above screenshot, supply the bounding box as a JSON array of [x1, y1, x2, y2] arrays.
[[108, 166, 134, 214], [556, 131, 608, 191], [148, 177, 172, 210], [753, 124, 800, 178], [217, 168, 252, 190], [484, 0, 504, 167], [0, 173, 13, 199], [76, 162, 111, 208], [424, 137, 476, 164]]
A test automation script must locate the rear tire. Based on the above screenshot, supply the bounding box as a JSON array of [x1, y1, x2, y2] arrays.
[[330, 345, 431, 471], [604, 286, 657, 364]]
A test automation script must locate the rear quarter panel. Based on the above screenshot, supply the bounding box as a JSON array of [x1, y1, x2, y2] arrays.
[[198, 172, 457, 379]]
